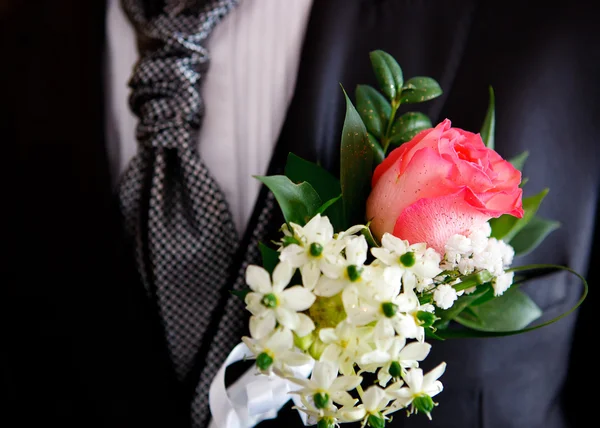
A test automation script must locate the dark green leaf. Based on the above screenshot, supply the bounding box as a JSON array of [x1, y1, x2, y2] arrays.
[[340, 88, 373, 227], [356, 85, 391, 139], [317, 194, 343, 215], [480, 86, 496, 149], [369, 50, 403, 101], [362, 224, 380, 248], [399, 77, 443, 104], [431, 264, 588, 339], [509, 150, 529, 172], [509, 216, 560, 256], [389, 111, 432, 145], [259, 242, 280, 274], [490, 188, 549, 242], [455, 287, 542, 332], [255, 175, 322, 226], [285, 153, 340, 202], [367, 133, 385, 165], [230, 289, 250, 302]]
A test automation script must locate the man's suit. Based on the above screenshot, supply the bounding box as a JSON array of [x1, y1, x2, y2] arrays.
[[2, 1, 598, 427]]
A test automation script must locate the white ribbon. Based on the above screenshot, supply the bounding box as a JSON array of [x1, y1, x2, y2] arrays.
[[208, 343, 314, 428]]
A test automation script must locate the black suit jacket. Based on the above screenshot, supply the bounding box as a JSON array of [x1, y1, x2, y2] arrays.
[[2, 1, 599, 428]]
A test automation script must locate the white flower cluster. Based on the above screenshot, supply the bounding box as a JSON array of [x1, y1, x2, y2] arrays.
[[241, 215, 515, 427], [441, 222, 515, 297]]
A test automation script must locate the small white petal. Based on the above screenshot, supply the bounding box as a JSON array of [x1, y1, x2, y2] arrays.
[[362, 385, 389, 412], [272, 261, 294, 293], [320, 260, 345, 279], [312, 361, 338, 389], [433, 284, 458, 310], [266, 328, 294, 351], [280, 350, 313, 366], [301, 263, 321, 290], [246, 265, 272, 293], [331, 390, 358, 406], [281, 286, 316, 311], [424, 380, 444, 398], [245, 293, 267, 316], [321, 344, 342, 363], [359, 350, 390, 366], [339, 224, 367, 238], [338, 405, 366, 422], [383, 266, 403, 291], [294, 313, 315, 337], [314, 276, 346, 297], [404, 368, 424, 392], [331, 375, 363, 392], [249, 312, 276, 339], [398, 342, 431, 363], [378, 368, 392, 387], [423, 362, 446, 387], [346, 235, 368, 266], [275, 307, 299, 330], [319, 328, 338, 343], [371, 247, 397, 265], [381, 233, 408, 255], [279, 244, 308, 268]]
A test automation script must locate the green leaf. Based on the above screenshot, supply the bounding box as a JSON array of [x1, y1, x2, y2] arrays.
[[480, 86, 496, 149], [509, 216, 560, 256], [259, 242, 279, 273], [509, 150, 529, 172], [431, 264, 588, 339], [362, 224, 380, 248], [317, 194, 343, 215], [255, 175, 322, 226], [285, 153, 340, 202], [230, 288, 250, 302], [520, 177, 529, 188], [367, 133, 385, 165], [369, 50, 404, 101], [340, 88, 373, 227], [455, 287, 542, 332], [399, 77, 443, 104], [356, 85, 392, 139], [389, 111, 432, 145], [490, 188, 549, 242]]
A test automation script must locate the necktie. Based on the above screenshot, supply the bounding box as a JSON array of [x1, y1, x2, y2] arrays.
[[118, 0, 240, 383]]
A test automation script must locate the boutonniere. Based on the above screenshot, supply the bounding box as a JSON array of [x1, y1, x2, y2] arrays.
[[210, 50, 587, 428]]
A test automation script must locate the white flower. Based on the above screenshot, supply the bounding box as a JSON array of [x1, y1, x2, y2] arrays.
[[444, 234, 472, 268], [319, 321, 373, 376], [371, 234, 442, 281], [279, 214, 346, 290], [242, 328, 312, 375], [433, 284, 458, 310], [245, 262, 316, 337], [493, 271, 514, 296], [289, 361, 362, 409], [314, 235, 370, 297], [294, 397, 365, 426], [468, 222, 492, 254], [388, 362, 446, 419], [358, 337, 431, 387], [457, 257, 475, 275], [354, 386, 392, 427]]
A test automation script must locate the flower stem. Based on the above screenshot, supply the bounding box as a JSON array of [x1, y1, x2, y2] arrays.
[[382, 100, 400, 153]]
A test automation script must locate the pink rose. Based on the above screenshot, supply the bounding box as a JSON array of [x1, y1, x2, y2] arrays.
[[366, 119, 523, 254]]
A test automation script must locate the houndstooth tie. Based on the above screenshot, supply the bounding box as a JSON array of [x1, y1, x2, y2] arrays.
[[118, 0, 240, 383]]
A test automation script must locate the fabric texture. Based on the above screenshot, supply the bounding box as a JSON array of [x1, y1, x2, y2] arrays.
[[118, 0, 240, 384]]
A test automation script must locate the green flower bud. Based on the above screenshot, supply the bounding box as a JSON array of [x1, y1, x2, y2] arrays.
[[367, 413, 385, 428], [413, 394, 435, 415], [416, 310, 436, 328], [256, 352, 273, 371], [347, 264, 363, 282], [282, 236, 301, 247], [317, 417, 335, 428], [381, 302, 398, 318], [310, 242, 324, 257], [313, 392, 331, 409], [399, 251, 415, 267], [261, 293, 278, 308], [293, 332, 315, 351], [309, 338, 327, 360], [389, 361, 402, 378]]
